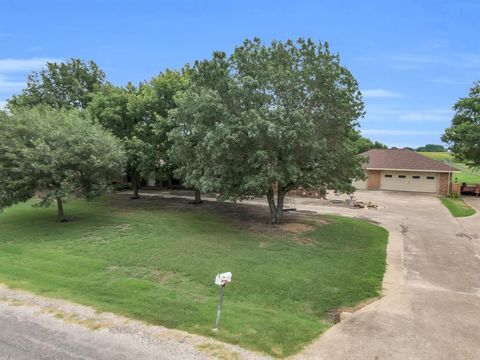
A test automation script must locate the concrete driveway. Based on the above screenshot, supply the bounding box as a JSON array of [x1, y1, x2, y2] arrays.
[[295, 191, 480, 360]]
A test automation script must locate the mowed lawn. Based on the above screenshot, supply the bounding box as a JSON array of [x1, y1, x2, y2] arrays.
[[0, 195, 388, 357], [419, 152, 480, 184], [441, 197, 476, 217]]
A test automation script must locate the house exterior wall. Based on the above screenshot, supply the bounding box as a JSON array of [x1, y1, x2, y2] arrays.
[[366, 170, 381, 190], [438, 172, 450, 196]]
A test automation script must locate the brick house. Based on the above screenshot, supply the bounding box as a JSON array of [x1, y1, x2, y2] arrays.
[[353, 149, 459, 195]]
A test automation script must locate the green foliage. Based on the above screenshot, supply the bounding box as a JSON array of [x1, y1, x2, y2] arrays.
[[87, 84, 137, 139], [0, 198, 387, 356], [353, 134, 387, 153], [170, 38, 365, 222], [0, 106, 125, 216], [139, 70, 189, 181], [415, 144, 446, 152], [443, 81, 480, 168], [88, 72, 187, 195], [8, 59, 107, 110], [441, 197, 476, 217]]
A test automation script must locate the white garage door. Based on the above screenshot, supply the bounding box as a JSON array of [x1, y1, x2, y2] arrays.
[[380, 171, 438, 193]]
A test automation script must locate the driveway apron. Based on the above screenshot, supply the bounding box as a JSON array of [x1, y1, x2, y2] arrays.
[[295, 191, 480, 360]]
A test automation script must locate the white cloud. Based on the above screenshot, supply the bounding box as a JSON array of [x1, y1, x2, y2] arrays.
[[388, 53, 480, 71], [0, 75, 24, 94], [362, 129, 442, 136], [430, 78, 471, 86], [0, 57, 60, 73], [389, 54, 445, 65], [364, 105, 453, 124], [399, 109, 452, 122], [362, 89, 402, 98], [0, 100, 6, 110]]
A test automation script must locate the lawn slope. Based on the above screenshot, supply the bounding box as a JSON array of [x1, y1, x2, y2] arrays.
[[0, 196, 388, 357], [419, 152, 480, 184]]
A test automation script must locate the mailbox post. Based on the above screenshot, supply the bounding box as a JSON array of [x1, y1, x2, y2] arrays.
[[212, 272, 232, 331]]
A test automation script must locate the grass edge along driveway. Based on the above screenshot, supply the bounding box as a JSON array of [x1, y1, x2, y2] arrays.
[[0, 197, 388, 357], [441, 197, 476, 217]]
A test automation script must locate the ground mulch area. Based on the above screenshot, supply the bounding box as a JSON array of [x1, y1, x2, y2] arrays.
[[109, 190, 324, 237]]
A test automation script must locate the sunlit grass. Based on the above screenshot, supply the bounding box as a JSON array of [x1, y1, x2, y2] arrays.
[[0, 197, 387, 357]]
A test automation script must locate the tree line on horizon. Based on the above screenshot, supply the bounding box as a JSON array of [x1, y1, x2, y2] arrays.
[[0, 38, 478, 223]]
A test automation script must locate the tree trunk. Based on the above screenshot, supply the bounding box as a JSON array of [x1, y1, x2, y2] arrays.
[[56, 197, 67, 223], [193, 188, 202, 204], [274, 188, 285, 224], [267, 187, 276, 216], [131, 172, 140, 199], [266, 185, 286, 224]]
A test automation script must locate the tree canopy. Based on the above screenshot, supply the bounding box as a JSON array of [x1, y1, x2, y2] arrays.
[[443, 81, 480, 168], [415, 144, 446, 152], [353, 134, 388, 153], [0, 106, 125, 221], [8, 59, 107, 110], [88, 71, 187, 198], [170, 38, 365, 223]]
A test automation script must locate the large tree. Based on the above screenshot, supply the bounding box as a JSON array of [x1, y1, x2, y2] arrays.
[[88, 71, 186, 198], [139, 70, 189, 190], [88, 84, 149, 198], [171, 38, 365, 223], [8, 58, 107, 110], [168, 54, 230, 204], [442, 81, 480, 167], [0, 106, 125, 221]]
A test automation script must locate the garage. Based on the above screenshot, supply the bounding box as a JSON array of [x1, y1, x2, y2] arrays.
[[353, 149, 459, 195], [380, 171, 438, 193]]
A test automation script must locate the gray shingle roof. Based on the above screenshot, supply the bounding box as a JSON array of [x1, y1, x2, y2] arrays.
[[360, 149, 459, 172]]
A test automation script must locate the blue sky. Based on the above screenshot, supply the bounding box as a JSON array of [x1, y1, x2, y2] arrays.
[[1, 0, 479, 148]]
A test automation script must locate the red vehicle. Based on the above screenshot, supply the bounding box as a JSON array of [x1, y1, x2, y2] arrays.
[[461, 183, 480, 196]]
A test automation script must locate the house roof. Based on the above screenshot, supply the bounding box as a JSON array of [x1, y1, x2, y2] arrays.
[[360, 149, 459, 173]]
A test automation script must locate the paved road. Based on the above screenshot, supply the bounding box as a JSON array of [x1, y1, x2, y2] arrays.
[[0, 302, 174, 360], [295, 191, 480, 360]]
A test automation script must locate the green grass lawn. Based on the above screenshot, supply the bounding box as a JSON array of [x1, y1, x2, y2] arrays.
[[0, 196, 388, 357], [441, 197, 476, 217], [419, 152, 480, 184]]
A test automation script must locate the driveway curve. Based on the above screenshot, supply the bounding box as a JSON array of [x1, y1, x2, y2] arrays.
[[295, 191, 480, 360]]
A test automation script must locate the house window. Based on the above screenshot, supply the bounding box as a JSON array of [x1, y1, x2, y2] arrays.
[[426, 176, 435, 180], [384, 174, 392, 178], [412, 175, 421, 179], [398, 175, 406, 178]]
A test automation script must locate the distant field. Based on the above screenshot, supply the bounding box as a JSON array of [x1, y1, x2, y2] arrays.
[[419, 152, 480, 184]]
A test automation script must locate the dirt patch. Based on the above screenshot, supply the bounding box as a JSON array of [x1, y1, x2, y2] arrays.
[[281, 222, 314, 233], [197, 342, 242, 360], [151, 270, 177, 284], [324, 297, 380, 324]]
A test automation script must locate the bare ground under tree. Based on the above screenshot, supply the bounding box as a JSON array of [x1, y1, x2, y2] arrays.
[[109, 191, 327, 237]]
